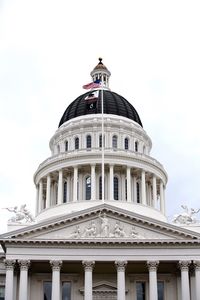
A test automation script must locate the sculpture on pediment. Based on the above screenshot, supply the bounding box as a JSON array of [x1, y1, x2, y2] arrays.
[[173, 205, 200, 225], [4, 204, 35, 223], [83, 222, 97, 238], [99, 212, 110, 237], [130, 226, 139, 238], [70, 225, 81, 238], [113, 221, 126, 238]]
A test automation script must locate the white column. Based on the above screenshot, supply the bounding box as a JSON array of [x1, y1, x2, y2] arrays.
[[126, 166, 131, 202], [58, 169, 63, 204], [35, 184, 39, 215], [39, 180, 43, 211], [179, 260, 191, 300], [18, 259, 30, 300], [109, 164, 114, 201], [133, 176, 137, 203], [91, 164, 96, 200], [115, 261, 127, 300], [82, 261, 95, 300], [4, 259, 15, 300], [73, 166, 78, 202], [147, 260, 159, 300], [152, 175, 157, 208], [193, 260, 200, 300], [141, 170, 146, 205], [160, 181, 165, 214], [46, 174, 51, 208], [50, 260, 62, 300]]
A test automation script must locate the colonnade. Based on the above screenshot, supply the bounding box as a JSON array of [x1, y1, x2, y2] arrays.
[[4, 259, 198, 300], [36, 164, 165, 214]]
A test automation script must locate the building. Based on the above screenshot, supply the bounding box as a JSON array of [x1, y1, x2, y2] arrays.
[[0, 59, 200, 300]]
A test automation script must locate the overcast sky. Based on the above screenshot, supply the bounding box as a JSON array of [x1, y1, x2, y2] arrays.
[[0, 0, 200, 233]]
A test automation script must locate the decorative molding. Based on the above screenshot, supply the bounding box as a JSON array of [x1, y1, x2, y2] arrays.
[[115, 260, 127, 271], [82, 260, 95, 271], [4, 259, 16, 270], [50, 260, 62, 271], [193, 260, 200, 271], [18, 259, 31, 270], [147, 260, 159, 271], [178, 260, 191, 271]]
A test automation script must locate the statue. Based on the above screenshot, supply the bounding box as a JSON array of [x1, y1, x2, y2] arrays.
[[83, 222, 97, 238], [130, 226, 139, 238], [113, 221, 126, 238], [70, 225, 81, 238], [99, 212, 109, 237], [3, 204, 35, 223], [172, 205, 200, 225]]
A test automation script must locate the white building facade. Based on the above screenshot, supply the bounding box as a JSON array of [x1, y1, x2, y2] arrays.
[[1, 59, 200, 300]]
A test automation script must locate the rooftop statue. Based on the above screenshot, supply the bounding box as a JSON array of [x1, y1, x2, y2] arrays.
[[172, 205, 200, 225], [4, 204, 35, 223]]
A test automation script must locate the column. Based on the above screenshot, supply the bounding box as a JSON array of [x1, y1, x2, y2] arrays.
[[39, 180, 43, 211], [46, 174, 51, 208], [50, 260, 62, 300], [35, 184, 39, 215], [115, 261, 127, 300], [179, 260, 191, 300], [4, 259, 15, 300], [193, 260, 200, 299], [126, 166, 131, 202], [91, 164, 96, 200], [160, 181, 165, 214], [141, 170, 146, 205], [58, 169, 63, 205], [73, 166, 78, 202], [133, 176, 137, 203], [82, 261, 95, 300], [109, 164, 114, 201], [152, 175, 157, 208], [18, 259, 30, 300], [147, 260, 159, 300]]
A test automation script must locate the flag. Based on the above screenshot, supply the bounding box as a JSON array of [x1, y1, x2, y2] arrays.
[[84, 91, 99, 101], [83, 79, 101, 89]]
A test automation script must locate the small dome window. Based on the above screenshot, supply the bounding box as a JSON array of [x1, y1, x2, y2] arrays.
[[135, 141, 138, 152], [114, 176, 119, 200], [65, 141, 68, 152], [75, 137, 79, 150], [112, 135, 118, 149], [63, 181, 67, 203], [86, 135, 92, 149], [124, 138, 129, 150], [85, 176, 91, 200]]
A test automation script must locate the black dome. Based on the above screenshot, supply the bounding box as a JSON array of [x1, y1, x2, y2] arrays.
[[58, 90, 143, 127]]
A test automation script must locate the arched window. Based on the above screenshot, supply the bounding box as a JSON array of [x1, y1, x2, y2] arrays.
[[136, 182, 140, 203], [99, 134, 102, 148], [65, 141, 68, 152], [114, 176, 119, 200], [85, 176, 91, 200], [63, 181, 67, 203], [135, 141, 138, 152], [124, 138, 129, 150], [86, 135, 92, 149], [75, 137, 79, 150], [99, 176, 102, 200], [112, 135, 118, 149]]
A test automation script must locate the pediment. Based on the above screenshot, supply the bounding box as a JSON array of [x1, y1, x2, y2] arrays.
[[1, 204, 200, 243]]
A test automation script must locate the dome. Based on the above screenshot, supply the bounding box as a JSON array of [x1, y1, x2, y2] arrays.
[[58, 89, 143, 127]]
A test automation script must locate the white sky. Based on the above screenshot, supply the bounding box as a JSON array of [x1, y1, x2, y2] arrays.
[[0, 0, 200, 233]]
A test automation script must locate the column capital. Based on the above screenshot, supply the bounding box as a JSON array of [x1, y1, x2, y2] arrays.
[[82, 260, 95, 271], [147, 260, 159, 271], [4, 259, 16, 270], [179, 260, 191, 271], [115, 260, 127, 271], [193, 260, 200, 270], [18, 259, 31, 270], [50, 260, 62, 271]]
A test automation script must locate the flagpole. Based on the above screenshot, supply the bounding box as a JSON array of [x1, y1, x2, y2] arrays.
[[101, 85, 105, 204]]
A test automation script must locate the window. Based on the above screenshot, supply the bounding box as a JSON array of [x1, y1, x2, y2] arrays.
[[99, 134, 102, 148], [57, 145, 60, 154], [136, 282, 145, 300], [112, 135, 118, 149], [62, 282, 71, 300], [85, 176, 91, 200], [158, 281, 164, 300], [63, 181, 67, 203], [135, 141, 138, 152], [75, 137, 79, 150], [0, 286, 5, 300], [43, 281, 51, 300], [114, 176, 119, 200], [65, 141, 68, 151], [124, 138, 129, 150], [137, 182, 140, 203], [99, 176, 102, 200], [125, 179, 127, 200], [86, 135, 92, 149]]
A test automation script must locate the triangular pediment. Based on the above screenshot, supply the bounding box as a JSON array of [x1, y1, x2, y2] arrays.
[[1, 204, 200, 245]]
